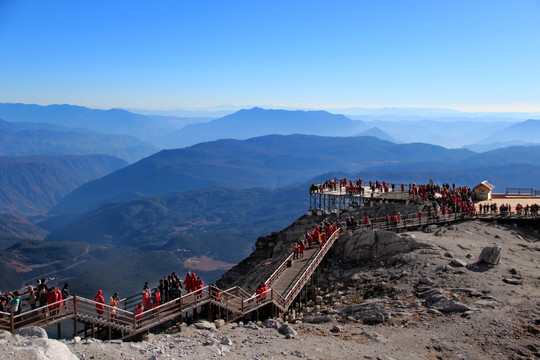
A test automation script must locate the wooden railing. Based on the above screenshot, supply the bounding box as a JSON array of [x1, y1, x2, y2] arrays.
[[264, 252, 294, 288]]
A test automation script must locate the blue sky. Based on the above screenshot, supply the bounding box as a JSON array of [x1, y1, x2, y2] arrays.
[[1, 0, 539, 112]]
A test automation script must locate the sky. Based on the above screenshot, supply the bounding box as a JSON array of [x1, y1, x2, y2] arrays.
[[1, 0, 540, 112]]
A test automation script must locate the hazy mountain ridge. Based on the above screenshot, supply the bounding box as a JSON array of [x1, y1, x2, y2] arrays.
[[0, 119, 157, 163], [2, 103, 537, 152], [0, 103, 174, 141], [0, 155, 128, 216], [474, 119, 540, 145], [50, 135, 476, 215], [154, 107, 368, 148]]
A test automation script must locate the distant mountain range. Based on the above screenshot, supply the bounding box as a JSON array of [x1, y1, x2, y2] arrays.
[[0, 103, 174, 141], [0, 155, 127, 216], [50, 134, 475, 215], [1, 103, 539, 151], [357, 127, 396, 142], [465, 119, 540, 148], [154, 107, 368, 148], [0, 118, 157, 163]]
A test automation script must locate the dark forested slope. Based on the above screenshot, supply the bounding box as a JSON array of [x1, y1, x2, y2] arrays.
[[0, 155, 128, 216], [51, 134, 475, 214]]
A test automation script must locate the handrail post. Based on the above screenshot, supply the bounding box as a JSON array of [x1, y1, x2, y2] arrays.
[[73, 295, 78, 337], [10, 310, 14, 334]]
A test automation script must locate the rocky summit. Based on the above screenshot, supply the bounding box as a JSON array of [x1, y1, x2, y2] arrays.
[[3, 202, 540, 359]]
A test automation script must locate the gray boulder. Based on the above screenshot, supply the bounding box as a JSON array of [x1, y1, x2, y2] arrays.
[[303, 315, 335, 324], [278, 324, 297, 337], [262, 319, 280, 329], [330, 325, 343, 333], [434, 228, 446, 237], [17, 326, 48, 339], [479, 245, 502, 265], [450, 259, 467, 267], [221, 335, 233, 346], [419, 289, 470, 314], [193, 320, 216, 331]]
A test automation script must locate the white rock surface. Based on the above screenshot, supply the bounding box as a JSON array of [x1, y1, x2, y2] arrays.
[[0, 329, 77, 360]]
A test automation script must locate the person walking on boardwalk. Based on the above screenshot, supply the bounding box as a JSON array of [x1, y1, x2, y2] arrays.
[[46, 287, 57, 315], [142, 288, 151, 310], [195, 277, 204, 298], [255, 282, 268, 302], [109, 292, 119, 319], [9, 291, 21, 317], [299, 240, 306, 258], [55, 286, 64, 309], [61, 283, 70, 300], [27, 285, 37, 310], [134, 303, 143, 324], [94, 290, 105, 317]]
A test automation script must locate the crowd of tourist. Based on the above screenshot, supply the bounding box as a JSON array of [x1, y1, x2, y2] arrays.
[[1, 270, 209, 322], [310, 178, 411, 195], [0, 279, 71, 321], [301, 218, 340, 253]]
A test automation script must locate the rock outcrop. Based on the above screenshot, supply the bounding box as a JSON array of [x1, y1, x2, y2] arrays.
[[478, 244, 502, 265], [333, 230, 431, 263], [0, 327, 77, 360]]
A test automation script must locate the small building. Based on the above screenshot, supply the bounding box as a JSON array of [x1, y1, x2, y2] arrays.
[[474, 181, 495, 201]]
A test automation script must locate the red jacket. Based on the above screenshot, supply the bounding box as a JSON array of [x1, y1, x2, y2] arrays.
[[142, 292, 151, 310], [185, 274, 192, 292], [55, 288, 64, 307], [135, 305, 143, 320], [94, 290, 105, 314], [47, 290, 57, 310]]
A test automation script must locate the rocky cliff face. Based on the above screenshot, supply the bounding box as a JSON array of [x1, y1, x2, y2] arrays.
[[216, 213, 338, 292], [217, 201, 423, 292]]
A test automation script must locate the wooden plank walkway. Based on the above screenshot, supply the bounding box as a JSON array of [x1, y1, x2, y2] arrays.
[[271, 246, 317, 297]]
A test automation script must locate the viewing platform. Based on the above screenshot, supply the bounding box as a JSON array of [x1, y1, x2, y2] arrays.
[[309, 183, 411, 213]]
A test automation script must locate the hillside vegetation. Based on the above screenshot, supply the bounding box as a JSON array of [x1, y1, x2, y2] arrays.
[[0, 155, 127, 216]]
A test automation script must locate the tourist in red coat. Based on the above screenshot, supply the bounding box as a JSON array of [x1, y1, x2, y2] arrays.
[[94, 290, 105, 316], [184, 272, 192, 292], [196, 277, 204, 297], [142, 289, 151, 310], [46, 287, 57, 312], [135, 303, 143, 323], [55, 287, 64, 308]]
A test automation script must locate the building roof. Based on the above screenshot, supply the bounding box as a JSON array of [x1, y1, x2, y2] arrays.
[[474, 180, 495, 190]]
